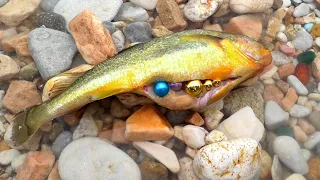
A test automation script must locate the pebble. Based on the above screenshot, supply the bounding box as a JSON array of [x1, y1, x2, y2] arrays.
[[111, 119, 130, 144], [123, 22, 152, 43], [0, 0, 7, 7], [54, 0, 122, 31], [183, 125, 206, 149], [48, 162, 60, 180], [297, 119, 316, 134], [289, 104, 312, 118], [285, 174, 306, 180], [37, 12, 67, 32], [183, 0, 220, 22], [129, 0, 158, 10], [133, 141, 180, 173], [304, 131, 320, 149], [166, 110, 191, 126], [293, 3, 310, 17], [16, 151, 55, 180], [278, 63, 295, 80], [265, 101, 289, 130], [294, 63, 310, 85], [229, 0, 273, 13], [59, 137, 140, 180], [185, 112, 204, 126], [280, 44, 295, 56], [178, 157, 199, 180], [0, 0, 41, 26], [11, 153, 27, 172], [280, 88, 298, 111], [304, 23, 313, 32], [28, 28, 77, 80], [112, 30, 125, 52], [301, 149, 312, 161], [260, 65, 278, 80], [72, 112, 98, 140], [276, 32, 288, 43], [193, 138, 261, 180], [110, 98, 131, 118], [217, 106, 265, 142], [260, 150, 272, 179], [310, 111, 320, 130], [282, 0, 291, 7], [205, 130, 227, 144], [114, 2, 149, 22], [308, 157, 320, 180], [308, 93, 320, 101], [0, 149, 20, 165], [287, 75, 309, 95], [312, 57, 320, 81], [292, 30, 313, 51], [139, 157, 168, 180], [264, 84, 284, 103], [2, 31, 30, 56], [293, 125, 308, 143], [271, 51, 291, 66], [52, 131, 72, 158], [273, 136, 308, 175], [0, 55, 20, 81], [40, 0, 59, 12], [271, 155, 283, 180]]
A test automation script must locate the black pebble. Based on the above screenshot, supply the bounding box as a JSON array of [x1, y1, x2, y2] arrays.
[[37, 12, 67, 32]]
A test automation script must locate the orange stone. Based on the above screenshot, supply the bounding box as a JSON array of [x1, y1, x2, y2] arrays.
[[2, 31, 31, 57], [0, 141, 11, 152], [185, 112, 204, 126], [63, 108, 85, 126], [294, 63, 310, 85], [297, 119, 316, 135], [308, 157, 320, 180], [111, 119, 130, 144], [16, 151, 55, 180], [279, 88, 298, 111], [125, 105, 174, 141], [312, 24, 320, 37], [263, 84, 284, 103], [278, 63, 295, 80], [48, 162, 61, 180], [312, 56, 320, 81], [69, 10, 117, 65]]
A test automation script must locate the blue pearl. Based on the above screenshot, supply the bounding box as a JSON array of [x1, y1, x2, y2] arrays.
[[304, 23, 314, 32], [153, 81, 169, 97]]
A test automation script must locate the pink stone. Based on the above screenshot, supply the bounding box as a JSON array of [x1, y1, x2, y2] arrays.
[[279, 44, 295, 56]]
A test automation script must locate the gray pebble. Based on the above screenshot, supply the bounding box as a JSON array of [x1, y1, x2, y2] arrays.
[[287, 75, 308, 95], [49, 123, 64, 141], [71, 53, 87, 68], [28, 28, 78, 80], [293, 3, 310, 17], [304, 131, 320, 150], [40, 0, 60, 11], [289, 104, 311, 118], [114, 2, 149, 22], [315, 9, 320, 17], [309, 111, 320, 130], [103, 21, 117, 34], [271, 51, 290, 66], [37, 12, 67, 32], [0, 0, 8, 7], [18, 62, 39, 81], [112, 30, 125, 52], [52, 131, 73, 158], [0, 149, 21, 166], [73, 112, 98, 140], [265, 101, 289, 130], [292, 30, 313, 51], [123, 22, 152, 43], [166, 110, 191, 126]]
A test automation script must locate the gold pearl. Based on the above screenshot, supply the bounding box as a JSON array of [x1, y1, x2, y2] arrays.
[[213, 80, 221, 87], [185, 80, 203, 96], [203, 80, 213, 91]]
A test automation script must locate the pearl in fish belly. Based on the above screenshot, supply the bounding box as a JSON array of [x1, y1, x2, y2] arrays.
[[185, 80, 203, 96], [169, 82, 182, 91], [153, 81, 169, 97]]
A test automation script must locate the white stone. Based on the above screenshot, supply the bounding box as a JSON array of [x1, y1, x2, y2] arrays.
[[301, 149, 312, 161], [282, 0, 291, 7], [265, 101, 289, 130], [59, 137, 141, 180], [129, 0, 158, 10], [308, 93, 320, 101], [217, 106, 265, 142], [178, 157, 199, 180], [73, 111, 98, 140], [293, 3, 311, 17], [303, 131, 320, 150], [184, 0, 221, 22], [263, 78, 275, 85], [285, 173, 306, 180], [315, 37, 320, 48], [276, 32, 288, 43], [259, 65, 278, 80], [289, 104, 312, 118], [297, 96, 308, 105], [229, 0, 273, 13], [292, 29, 313, 51], [11, 153, 27, 172], [133, 141, 180, 173], [205, 130, 227, 144], [183, 125, 207, 149], [273, 136, 308, 175], [279, 24, 286, 32], [287, 75, 309, 95], [271, 155, 283, 180], [0, 149, 21, 165], [193, 138, 261, 180]]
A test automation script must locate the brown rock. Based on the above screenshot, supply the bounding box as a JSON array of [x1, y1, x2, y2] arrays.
[[152, 26, 173, 37], [110, 98, 131, 118], [297, 119, 316, 135], [278, 63, 295, 80], [156, 0, 187, 31], [125, 105, 174, 141], [185, 112, 204, 126], [69, 10, 117, 65], [63, 108, 85, 126], [260, 150, 272, 179], [2, 80, 42, 114], [224, 14, 262, 40], [139, 158, 168, 180], [308, 157, 320, 180], [276, 79, 290, 93], [263, 84, 284, 103], [279, 88, 298, 111], [203, 21, 222, 31], [116, 93, 154, 108], [293, 125, 308, 143], [0, 141, 10, 152], [111, 119, 129, 144], [98, 128, 112, 141], [312, 56, 320, 81], [266, 17, 281, 39], [48, 162, 61, 180], [16, 151, 55, 180], [2, 31, 30, 57], [0, 54, 20, 81]]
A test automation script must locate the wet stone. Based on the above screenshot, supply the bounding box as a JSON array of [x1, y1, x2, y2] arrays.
[[37, 12, 67, 32], [52, 131, 72, 158], [297, 51, 316, 65], [166, 110, 191, 126], [123, 22, 152, 43], [139, 157, 169, 180]]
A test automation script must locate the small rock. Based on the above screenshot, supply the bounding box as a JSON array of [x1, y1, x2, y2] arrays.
[[278, 63, 295, 80], [229, 0, 273, 13], [2, 80, 41, 114], [279, 88, 298, 111], [112, 30, 125, 52], [0, 55, 20, 81], [40, 0, 59, 12], [0, 0, 41, 26], [308, 157, 320, 180], [37, 12, 66, 32], [18, 62, 39, 81], [0, 149, 20, 165], [183, 125, 206, 149], [133, 141, 180, 173], [301, 148, 312, 161], [304, 131, 320, 150], [312, 57, 320, 81], [110, 98, 131, 118], [293, 3, 310, 17], [287, 75, 309, 95], [271, 155, 283, 180], [48, 162, 61, 180], [271, 51, 291, 66], [205, 130, 227, 144], [139, 157, 168, 180], [276, 31, 288, 43], [265, 101, 289, 130], [285, 174, 306, 180], [16, 151, 55, 180], [130, 0, 158, 10], [166, 110, 191, 126], [2, 31, 30, 57], [260, 150, 272, 179], [173, 126, 184, 142], [185, 146, 198, 159], [116, 93, 154, 108], [69, 10, 117, 65], [123, 22, 152, 43], [193, 138, 261, 180], [111, 119, 130, 144], [59, 137, 141, 180], [72, 112, 98, 140], [185, 112, 204, 126], [11, 153, 27, 172], [114, 2, 149, 22], [276, 79, 290, 93], [152, 25, 173, 37], [183, 0, 220, 22], [202, 109, 223, 130], [217, 106, 265, 142], [292, 30, 313, 51], [178, 157, 199, 180], [309, 111, 320, 130], [52, 131, 72, 158], [264, 84, 284, 103], [297, 119, 316, 134], [280, 44, 295, 56], [308, 93, 320, 101], [293, 125, 308, 143], [260, 65, 278, 80], [289, 104, 312, 118], [294, 63, 310, 85], [273, 136, 308, 175], [125, 105, 174, 141]]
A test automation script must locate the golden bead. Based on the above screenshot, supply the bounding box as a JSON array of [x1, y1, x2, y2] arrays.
[[213, 80, 221, 87], [203, 80, 213, 91], [185, 80, 203, 96]]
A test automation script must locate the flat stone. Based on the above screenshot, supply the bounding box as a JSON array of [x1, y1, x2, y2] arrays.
[[130, 0, 158, 10], [37, 12, 67, 32], [271, 51, 291, 66], [0, 55, 20, 82], [293, 3, 311, 17], [287, 75, 309, 95], [304, 131, 320, 150], [183, 125, 206, 149], [183, 0, 220, 22], [114, 2, 149, 22], [59, 137, 141, 180], [265, 101, 289, 130], [229, 0, 273, 13], [289, 104, 312, 118], [40, 0, 60, 12], [123, 22, 152, 43], [69, 10, 117, 65], [52, 131, 72, 158], [292, 30, 313, 51], [28, 28, 77, 80], [0, 149, 20, 165]]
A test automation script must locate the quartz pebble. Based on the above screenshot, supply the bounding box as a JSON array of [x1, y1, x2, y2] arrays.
[[72, 112, 98, 140], [289, 104, 312, 118], [292, 30, 313, 51], [183, 125, 206, 149], [114, 2, 149, 22], [0, 149, 20, 165], [293, 3, 310, 17], [183, 0, 220, 22], [287, 75, 309, 95], [271, 51, 291, 66], [285, 174, 306, 180], [11, 153, 27, 172], [129, 0, 158, 10], [178, 157, 199, 180], [265, 101, 289, 130], [205, 130, 227, 144], [304, 131, 320, 150], [193, 138, 261, 180], [229, 0, 273, 14]]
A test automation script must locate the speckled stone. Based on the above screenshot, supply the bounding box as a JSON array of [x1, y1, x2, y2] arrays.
[[37, 12, 67, 32]]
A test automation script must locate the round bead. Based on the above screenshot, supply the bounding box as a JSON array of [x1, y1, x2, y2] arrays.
[[203, 80, 213, 91], [185, 80, 203, 96], [213, 80, 221, 87], [153, 81, 169, 97], [169, 82, 182, 91]]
